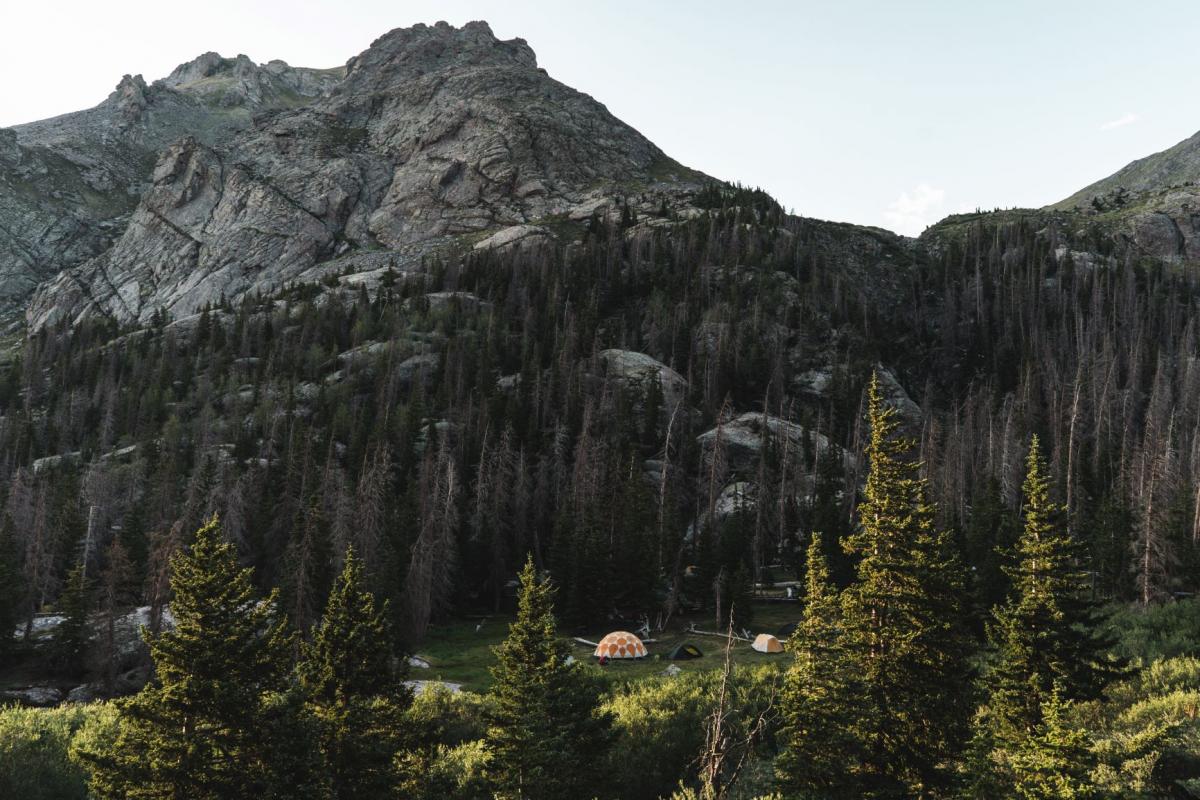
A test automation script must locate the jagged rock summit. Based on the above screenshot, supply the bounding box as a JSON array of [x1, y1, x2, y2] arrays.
[[0, 48, 341, 312], [16, 20, 707, 328]]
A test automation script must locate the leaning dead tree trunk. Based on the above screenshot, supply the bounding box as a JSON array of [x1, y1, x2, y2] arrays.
[[695, 611, 775, 800]]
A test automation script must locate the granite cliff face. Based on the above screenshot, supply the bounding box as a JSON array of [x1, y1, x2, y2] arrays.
[[20, 21, 708, 328], [0, 56, 337, 313]]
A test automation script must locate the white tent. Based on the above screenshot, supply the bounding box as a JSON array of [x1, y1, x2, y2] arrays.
[[751, 633, 784, 653]]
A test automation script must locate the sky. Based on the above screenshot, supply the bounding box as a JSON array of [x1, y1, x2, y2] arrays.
[[3, 0, 1199, 235]]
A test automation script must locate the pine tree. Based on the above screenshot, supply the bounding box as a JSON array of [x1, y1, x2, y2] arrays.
[[807, 443, 851, 586], [84, 517, 326, 800], [964, 477, 1019, 614], [94, 535, 134, 694], [485, 556, 613, 800], [50, 562, 92, 678], [283, 494, 335, 635], [985, 436, 1120, 745], [299, 547, 412, 799], [1008, 688, 1095, 800], [0, 522, 25, 664], [776, 531, 863, 797], [838, 372, 974, 796]]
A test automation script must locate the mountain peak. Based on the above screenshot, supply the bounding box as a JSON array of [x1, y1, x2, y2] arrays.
[[159, 51, 237, 88], [16, 20, 701, 327], [151, 50, 341, 109], [107, 74, 148, 105], [344, 20, 537, 87]]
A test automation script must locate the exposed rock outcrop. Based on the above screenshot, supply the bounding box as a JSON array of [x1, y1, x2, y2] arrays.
[[23, 21, 708, 327], [1055, 128, 1200, 210], [697, 412, 839, 473], [598, 349, 689, 413]]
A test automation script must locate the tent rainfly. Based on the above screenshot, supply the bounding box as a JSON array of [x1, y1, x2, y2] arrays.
[[594, 631, 647, 659], [751, 633, 784, 653]]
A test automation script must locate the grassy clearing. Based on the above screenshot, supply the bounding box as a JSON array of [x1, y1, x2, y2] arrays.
[[415, 601, 801, 692]]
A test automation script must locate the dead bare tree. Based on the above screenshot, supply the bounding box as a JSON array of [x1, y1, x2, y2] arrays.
[[401, 437, 460, 642], [694, 611, 776, 800]]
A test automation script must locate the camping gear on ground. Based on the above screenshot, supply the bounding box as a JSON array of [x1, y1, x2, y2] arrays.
[[751, 633, 784, 653], [663, 664, 682, 676], [593, 631, 648, 659], [667, 643, 704, 660]]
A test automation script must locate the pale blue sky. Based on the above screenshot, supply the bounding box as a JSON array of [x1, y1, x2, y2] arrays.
[[4, 0, 1198, 234]]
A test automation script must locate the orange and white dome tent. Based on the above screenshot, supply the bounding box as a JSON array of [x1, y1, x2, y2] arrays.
[[594, 631, 647, 659]]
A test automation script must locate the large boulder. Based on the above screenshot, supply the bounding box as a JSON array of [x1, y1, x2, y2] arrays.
[[1, 686, 64, 707], [713, 481, 757, 519], [874, 366, 922, 427], [790, 364, 922, 428], [598, 349, 689, 413], [697, 412, 837, 472]]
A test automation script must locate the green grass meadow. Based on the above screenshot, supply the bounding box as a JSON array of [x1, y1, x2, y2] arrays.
[[415, 601, 801, 691]]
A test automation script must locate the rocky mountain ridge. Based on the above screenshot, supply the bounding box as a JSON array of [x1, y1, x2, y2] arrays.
[[1054, 128, 1200, 210], [5, 21, 1200, 334], [0, 52, 339, 313], [1038, 128, 1200, 265], [11, 21, 716, 329]]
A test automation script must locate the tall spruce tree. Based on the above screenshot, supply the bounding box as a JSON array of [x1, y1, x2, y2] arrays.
[[299, 547, 412, 798], [984, 435, 1120, 744], [0, 522, 21, 664], [1008, 687, 1095, 800], [776, 531, 863, 798], [85, 517, 327, 800], [485, 556, 613, 800], [837, 372, 974, 796], [50, 562, 92, 678]]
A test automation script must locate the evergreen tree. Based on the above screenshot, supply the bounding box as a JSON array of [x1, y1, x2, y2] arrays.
[[776, 531, 863, 797], [964, 478, 1019, 616], [985, 436, 1120, 746], [95, 535, 134, 694], [299, 547, 412, 799], [838, 372, 974, 796], [807, 444, 851, 586], [0, 522, 25, 664], [84, 517, 326, 800], [50, 562, 92, 678], [485, 556, 613, 800], [1008, 688, 1095, 800]]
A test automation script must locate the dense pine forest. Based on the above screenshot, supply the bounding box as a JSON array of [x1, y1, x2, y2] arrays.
[[4, 188, 1200, 798]]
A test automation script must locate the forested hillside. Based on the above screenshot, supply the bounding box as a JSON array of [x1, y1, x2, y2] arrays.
[[2, 168, 1200, 794], [2, 188, 1198, 648], [3, 18, 1200, 800]]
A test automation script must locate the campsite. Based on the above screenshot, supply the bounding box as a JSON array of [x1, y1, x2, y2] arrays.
[[415, 602, 802, 691]]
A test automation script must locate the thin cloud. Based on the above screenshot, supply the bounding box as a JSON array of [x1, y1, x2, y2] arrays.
[[883, 183, 946, 236], [1100, 112, 1139, 131]]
